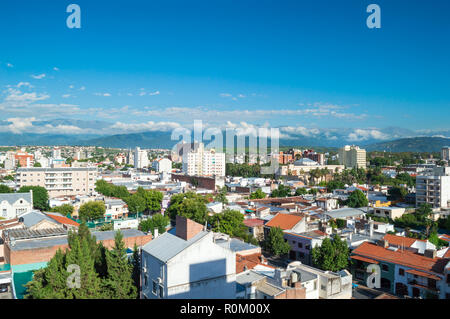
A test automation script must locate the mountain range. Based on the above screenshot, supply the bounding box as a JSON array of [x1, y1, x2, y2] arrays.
[[0, 119, 448, 152]]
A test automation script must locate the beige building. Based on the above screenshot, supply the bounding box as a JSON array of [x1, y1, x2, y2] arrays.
[[372, 206, 406, 220], [16, 167, 98, 198], [338, 145, 367, 169], [182, 143, 225, 177]]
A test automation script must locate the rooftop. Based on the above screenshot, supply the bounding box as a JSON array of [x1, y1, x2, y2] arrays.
[[352, 242, 448, 275], [0, 192, 32, 206], [142, 230, 210, 263], [265, 213, 303, 230]]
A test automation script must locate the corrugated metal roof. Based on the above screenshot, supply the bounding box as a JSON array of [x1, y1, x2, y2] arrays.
[[256, 281, 284, 296], [21, 211, 57, 228], [142, 230, 209, 263]]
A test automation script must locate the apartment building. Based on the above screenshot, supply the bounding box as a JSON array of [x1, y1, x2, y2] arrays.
[[134, 147, 149, 169], [338, 145, 367, 169], [16, 167, 98, 198], [182, 143, 225, 177], [416, 166, 450, 209], [442, 147, 450, 162]]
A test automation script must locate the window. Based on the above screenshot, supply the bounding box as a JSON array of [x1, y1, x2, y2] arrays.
[[298, 243, 303, 248], [159, 285, 164, 298], [144, 275, 148, 287], [305, 245, 311, 250], [381, 264, 389, 272], [152, 281, 158, 295], [399, 268, 405, 276]]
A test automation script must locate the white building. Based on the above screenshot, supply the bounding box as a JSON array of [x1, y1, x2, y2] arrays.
[[0, 192, 33, 220], [416, 166, 450, 208], [338, 145, 367, 169], [104, 198, 128, 220], [182, 143, 225, 177], [134, 147, 149, 169], [442, 146, 450, 162], [141, 216, 236, 299], [152, 158, 172, 173]]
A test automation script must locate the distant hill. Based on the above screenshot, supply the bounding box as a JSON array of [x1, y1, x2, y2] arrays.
[[365, 137, 450, 152]]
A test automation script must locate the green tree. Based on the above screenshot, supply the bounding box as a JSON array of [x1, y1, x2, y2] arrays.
[[0, 184, 13, 193], [208, 209, 246, 237], [250, 188, 266, 199], [78, 201, 106, 221], [270, 185, 291, 198], [18, 186, 49, 211], [131, 243, 141, 296], [166, 192, 208, 222], [125, 193, 146, 214], [50, 204, 74, 217], [135, 187, 163, 213], [102, 231, 137, 299], [294, 187, 307, 196], [214, 187, 228, 204], [266, 226, 291, 257], [388, 186, 408, 201], [346, 189, 368, 208], [33, 162, 42, 167], [311, 235, 349, 272]]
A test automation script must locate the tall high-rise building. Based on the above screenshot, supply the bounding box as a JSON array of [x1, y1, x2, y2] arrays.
[[338, 145, 367, 169], [442, 146, 450, 162], [134, 147, 149, 169], [182, 143, 225, 177], [52, 147, 62, 159], [416, 166, 450, 209]]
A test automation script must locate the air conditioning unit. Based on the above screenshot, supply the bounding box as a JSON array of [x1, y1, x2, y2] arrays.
[[157, 277, 163, 284]]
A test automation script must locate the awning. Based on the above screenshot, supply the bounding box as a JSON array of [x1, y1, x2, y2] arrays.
[[405, 269, 441, 281], [351, 255, 379, 264]]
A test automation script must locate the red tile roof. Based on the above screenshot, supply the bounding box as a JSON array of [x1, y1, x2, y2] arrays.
[[382, 234, 422, 247], [351, 255, 379, 264], [45, 214, 80, 227], [265, 213, 303, 230], [243, 219, 264, 227], [405, 269, 441, 281], [352, 242, 447, 275], [236, 253, 274, 273]]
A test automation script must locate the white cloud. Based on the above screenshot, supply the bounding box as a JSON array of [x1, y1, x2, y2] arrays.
[[53, 67, 59, 71], [62, 94, 72, 98], [79, 86, 86, 91], [6, 63, 13, 68], [4, 88, 50, 104], [0, 117, 35, 134], [94, 92, 111, 97], [347, 129, 389, 142], [148, 90, 160, 96], [31, 74, 46, 79], [16, 82, 33, 88]]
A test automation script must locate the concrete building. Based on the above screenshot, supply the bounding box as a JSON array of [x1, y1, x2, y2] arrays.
[[104, 198, 129, 220], [16, 167, 98, 198], [442, 146, 450, 162], [371, 206, 406, 220], [338, 145, 367, 169], [140, 216, 236, 299], [152, 158, 172, 173], [134, 147, 149, 169], [416, 166, 450, 208], [182, 143, 225, 177], [0, 192, 33, 220]]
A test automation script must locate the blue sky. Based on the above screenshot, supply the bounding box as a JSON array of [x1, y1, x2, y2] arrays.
[[0, 0, 449, 141]]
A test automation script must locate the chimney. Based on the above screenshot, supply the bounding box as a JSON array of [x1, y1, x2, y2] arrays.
[[384, 239, 389, 248], [153, 228, 159, 238], [175, 215, 204, 241], [369, 220, 374, 237], [424, 249, 437, 259]]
